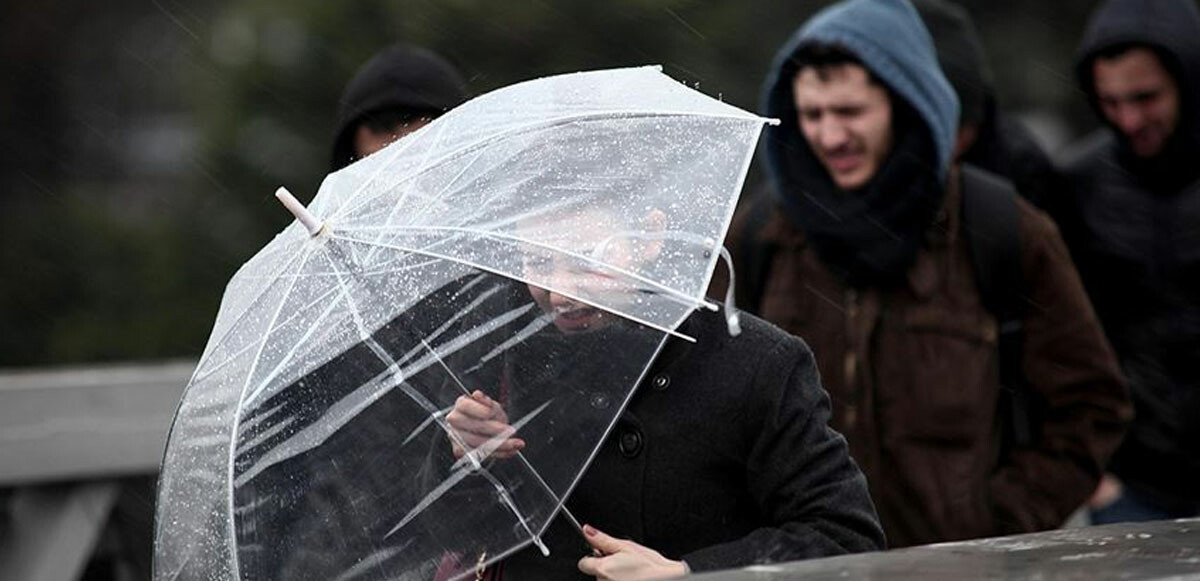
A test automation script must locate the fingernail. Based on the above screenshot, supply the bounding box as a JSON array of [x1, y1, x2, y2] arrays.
[[583, 524, 597, 536]]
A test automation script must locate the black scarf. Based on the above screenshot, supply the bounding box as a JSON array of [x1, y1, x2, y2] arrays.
[[771, 99, 945, 288]]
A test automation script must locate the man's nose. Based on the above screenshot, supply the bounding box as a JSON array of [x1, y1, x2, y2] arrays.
[[1113, 103, 1147, 133], [817, 118, 850, 150]]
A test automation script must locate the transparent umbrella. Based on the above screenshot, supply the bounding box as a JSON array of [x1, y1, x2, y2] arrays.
[[153, 66, 775, 581]]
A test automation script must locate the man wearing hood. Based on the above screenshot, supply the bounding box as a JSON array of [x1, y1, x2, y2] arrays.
[[727, 0, 1130, 547], [1060, 0, 1200, 523], [330, 44, 468, 171]]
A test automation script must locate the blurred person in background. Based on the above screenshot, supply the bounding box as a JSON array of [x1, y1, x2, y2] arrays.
[[1060, 0, 1200, 524], [722, 0, 1130, 547], [330, 44, 469, 171], [911, 0, 1062, 211]]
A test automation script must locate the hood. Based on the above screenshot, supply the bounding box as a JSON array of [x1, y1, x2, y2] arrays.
[[1075, 0, 1200, 156], [331, 44, 468, 171], [762, 0, 959, 183], [757, 0, 959, 288], [912, 0, 995, 130]]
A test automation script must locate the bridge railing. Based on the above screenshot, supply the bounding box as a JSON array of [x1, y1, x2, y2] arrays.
[[0, 360, 192, 581]]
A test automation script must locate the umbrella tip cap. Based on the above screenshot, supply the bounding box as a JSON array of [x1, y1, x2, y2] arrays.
[[275, 186, 325, 236]]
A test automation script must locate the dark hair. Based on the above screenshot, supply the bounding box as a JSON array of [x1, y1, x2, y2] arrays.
[[789, 42, 882, 85], [1094, 41, 1146, 62], [330, 44, 468, 171], [1091, 42, 1184, 83], [1085, 41, 1185, 99]]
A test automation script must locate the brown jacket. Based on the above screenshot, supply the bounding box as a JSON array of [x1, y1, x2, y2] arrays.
[[718, 167, 1131, 547]]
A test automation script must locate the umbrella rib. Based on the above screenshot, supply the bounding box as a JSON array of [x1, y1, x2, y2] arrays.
[[242, 278, 349, 405], [339, 223, 705, 309], [192, 240, 310, 383], [327, 110, 764, 225], [225, 241, 320, 581], [699, 119, 767, 315], [398, 405, 450, 448], [231, 254, 443, 282], [408, 319, 586, 550], [361, 141, 489, 266], [329, 538, 415, 581], [448, 400, 552, 471], [192, 278, 344, 388], [327, 114, 435, 222], [390, 309, 557, 556], [460, 313, 554, 376], [384, 403, 553, 541], [320, 241, 554, 554], [231, 302, 537, 488], [386, 276, 512, 370], [329, 233, 698, 342], [353, 336, 550, 555], [321, 248, 561, 555]]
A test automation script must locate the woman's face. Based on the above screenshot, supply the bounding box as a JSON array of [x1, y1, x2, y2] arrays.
[[518, 208, 648, 334]]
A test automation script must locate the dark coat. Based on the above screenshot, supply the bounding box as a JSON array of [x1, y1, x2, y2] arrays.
[[963, 112, 1062, 213], [1060, 0, 1200, 507], [1059, 132, 1200, 506], [502, 309, 886, 578], [720, 168, 1131, 547], [245, 278, 883, 580]]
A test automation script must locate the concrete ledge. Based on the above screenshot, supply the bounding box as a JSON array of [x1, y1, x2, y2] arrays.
[[0, 360, 193, 485], [685, 518, 1200, 581]]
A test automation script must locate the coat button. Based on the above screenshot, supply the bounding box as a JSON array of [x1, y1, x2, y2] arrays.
[[618, 429, 643, 458], [651, 374, 670, 391]]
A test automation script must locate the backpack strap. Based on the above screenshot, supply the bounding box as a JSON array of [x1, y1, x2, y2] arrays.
[[960, 165, 1035, 447]]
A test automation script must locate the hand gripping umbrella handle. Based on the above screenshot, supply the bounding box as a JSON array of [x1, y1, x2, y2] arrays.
[[275, 187, 326, 236]]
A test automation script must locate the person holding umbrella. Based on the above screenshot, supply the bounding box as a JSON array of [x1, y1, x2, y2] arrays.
[[447, 204, 886, 579], [155, 65, 882, 581]]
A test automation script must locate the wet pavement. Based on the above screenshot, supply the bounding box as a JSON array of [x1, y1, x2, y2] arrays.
[[687, 518, 1200, 580]]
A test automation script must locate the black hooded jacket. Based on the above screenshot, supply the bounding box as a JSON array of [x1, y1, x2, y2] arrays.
[[912, 0, 1062, 212], [330, 45, 467, 171], [1059, 0, 1200, 506]]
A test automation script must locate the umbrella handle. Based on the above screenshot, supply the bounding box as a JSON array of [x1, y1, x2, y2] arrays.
[[718, 246, 742, 337]]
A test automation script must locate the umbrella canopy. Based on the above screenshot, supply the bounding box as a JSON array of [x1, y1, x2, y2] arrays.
[[154, 66, 774, 581]]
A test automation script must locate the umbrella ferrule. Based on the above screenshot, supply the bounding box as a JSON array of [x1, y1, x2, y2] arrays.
[[275, 187, 326, 237]]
